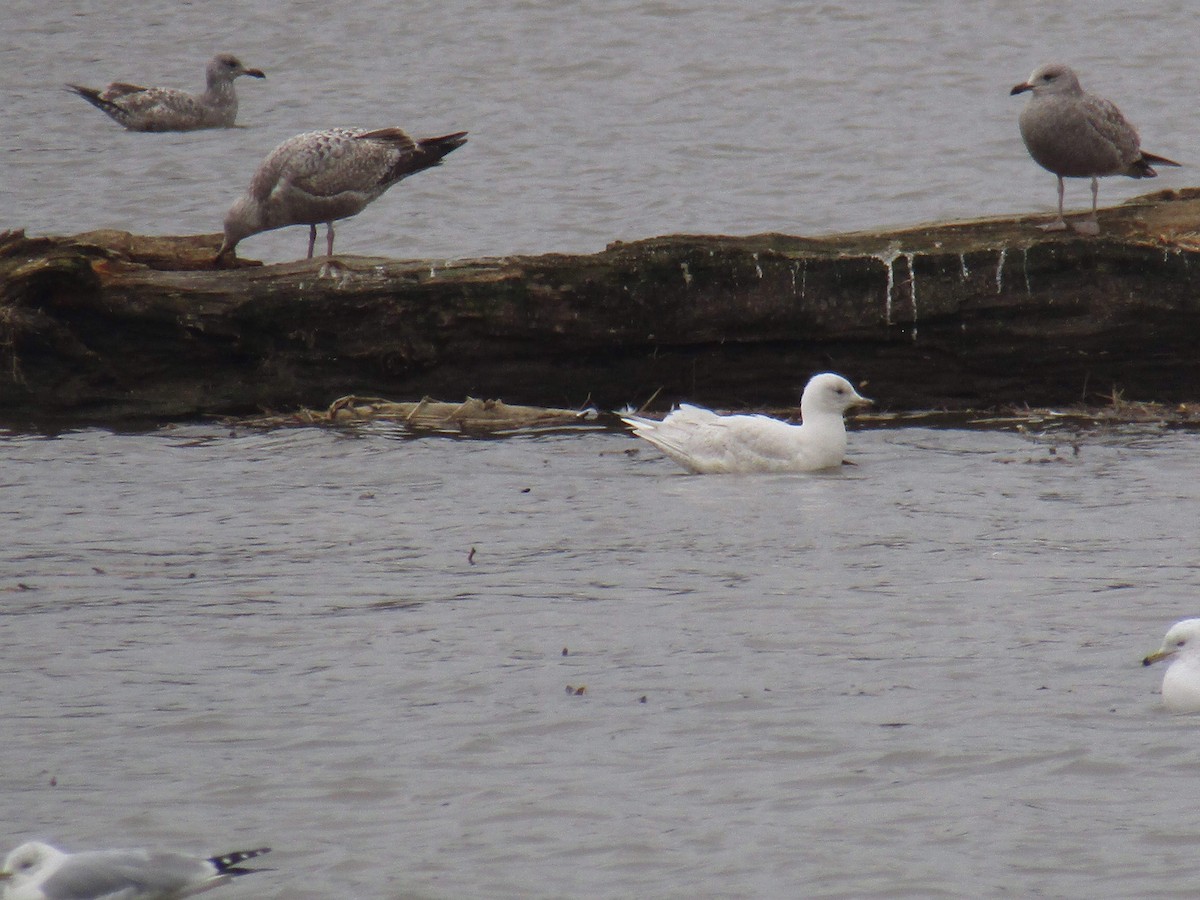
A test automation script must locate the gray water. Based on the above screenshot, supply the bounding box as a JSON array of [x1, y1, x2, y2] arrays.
[[3, 421, 1200, 898], [3, 1, 1196, 262], [4, 1, 1200, 897]]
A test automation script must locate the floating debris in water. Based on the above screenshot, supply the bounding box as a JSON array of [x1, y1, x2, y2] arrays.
[[232, 395, 602, 434]]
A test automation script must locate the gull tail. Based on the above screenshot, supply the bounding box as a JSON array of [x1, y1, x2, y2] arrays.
[[618, 412, 705, 473], [1130, 151, 1182, 178], [414, 131, 469, 167], [65, 83, 123, 117], [209, 847, 271, 876], [1142, 151, 1182, 167], [361, 129, 467, 183], [618, 412, 657, 432]]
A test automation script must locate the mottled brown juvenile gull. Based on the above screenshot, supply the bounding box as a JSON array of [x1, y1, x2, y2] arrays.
[[66, 53, 265, 132], [1010, 63, 1179, 235], [620, 373, 871, 474], [217, 126, 468, 261], [0, 841, 270, 899]]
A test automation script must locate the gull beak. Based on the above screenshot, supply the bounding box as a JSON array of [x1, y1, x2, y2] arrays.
[[847, 389, 873, 411], [1143, 648, 1175, 667], [245, 68, 266, 79], [1010, 81, 1032, 96]]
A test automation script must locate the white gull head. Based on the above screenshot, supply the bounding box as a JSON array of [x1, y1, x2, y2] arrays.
[[1144, 618, 1200, 714]]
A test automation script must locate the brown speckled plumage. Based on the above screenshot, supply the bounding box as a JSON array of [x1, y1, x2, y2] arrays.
[[67, 53, 265, 132], [218, 127, 467, 260]]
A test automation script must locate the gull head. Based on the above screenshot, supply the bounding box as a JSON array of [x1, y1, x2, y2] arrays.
[[1143, 618, 1200, 668], [217, 196, 262, 260], [1, 842, 66, 889], [211, 53, 266, 82], [1144, 619, 1200, 714], [1011, 63, 1083, 98], [800, 373, 872, 419]]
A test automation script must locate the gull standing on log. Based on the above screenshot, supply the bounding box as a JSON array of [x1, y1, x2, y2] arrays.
[[66, 54, 265, 132], [620, 373, 872, 474], [0, 841, 270, 899], [217, 127, 468, 262], [1010, 63, 1180, 235]]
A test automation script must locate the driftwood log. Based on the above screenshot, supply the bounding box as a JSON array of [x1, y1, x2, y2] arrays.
[[3, 188, 1200, 423]]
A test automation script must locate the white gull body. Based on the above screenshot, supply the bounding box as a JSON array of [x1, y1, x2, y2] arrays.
[[620, 373, 871, 474], [66, 54, 265, 132], [0, 841, 270, 900], [1143, 618, 1200, 714], [218, 126, 467, 261], [1010, 63, 1179, 235]]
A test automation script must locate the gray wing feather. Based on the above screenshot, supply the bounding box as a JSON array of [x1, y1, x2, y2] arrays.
[[1079, 93, 1141, 166], [38, 850, 217, 899]]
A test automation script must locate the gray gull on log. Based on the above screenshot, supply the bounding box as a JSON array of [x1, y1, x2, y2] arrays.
[[67, 53, 265, 132], [217, 126, 467, 261], [620, 373, 872, 474], [0, 841, 270, 899], [1011, 63, 1179, 235]]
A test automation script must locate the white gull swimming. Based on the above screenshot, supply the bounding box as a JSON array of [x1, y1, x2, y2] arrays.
[[0, 841, 270, 900], [218, 126, 467, 261], [620, 372, 871, 474], [1010, 63, 1180, 235], [1143, 618, 1200, 714], [66, 54, 265, 132]]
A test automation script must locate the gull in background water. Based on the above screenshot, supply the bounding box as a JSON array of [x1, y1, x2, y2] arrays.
[[1011, 63, 1180, 235], [218, 127, 467, 262], [620, 373, 872, 474], [0, 841, 270, 899], [66, 54, 265, 132], [1143, 618, 1200, 714]]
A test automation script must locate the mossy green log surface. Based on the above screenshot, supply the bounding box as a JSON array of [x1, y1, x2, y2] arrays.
[[3, 189, 1200, 423]]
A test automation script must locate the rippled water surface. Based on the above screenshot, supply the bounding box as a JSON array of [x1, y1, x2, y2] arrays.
[[4, 0, 1197, 262], [4, 1, 1200, 895], [3, 422, 1200, 898]]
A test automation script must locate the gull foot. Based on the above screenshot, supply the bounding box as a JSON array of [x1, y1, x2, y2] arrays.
[[1070, 219, 1101, 236], [318, 259, 350, 281], [1037, 219, 1069, 232]]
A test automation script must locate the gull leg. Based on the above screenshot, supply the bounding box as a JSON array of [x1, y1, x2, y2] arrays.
[[1038, 176, 1068, 232], [306, 225, 317, 259], [1071, 177, 1101, 235], [326, 223, 335, 256]]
